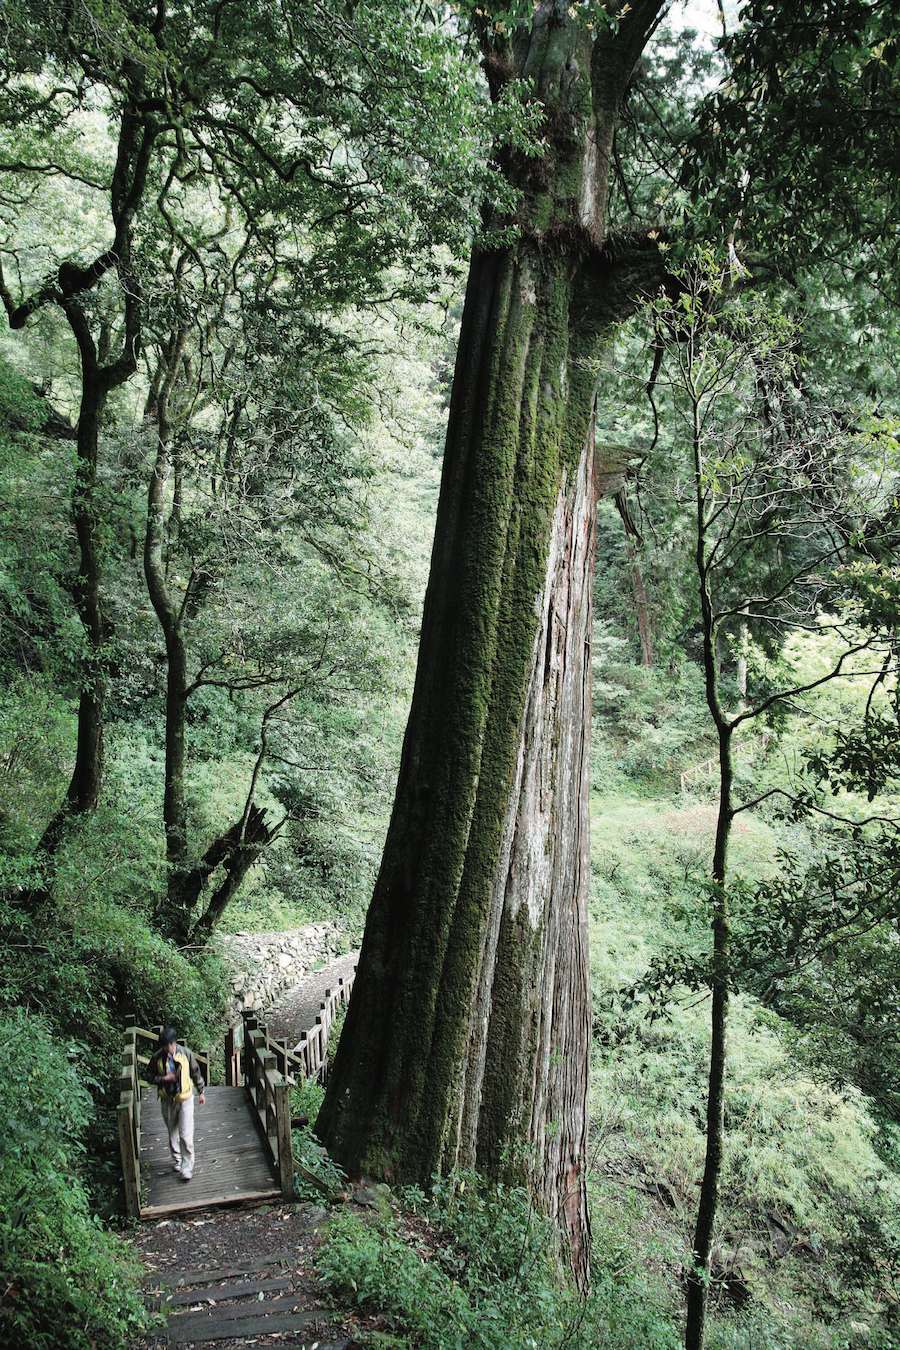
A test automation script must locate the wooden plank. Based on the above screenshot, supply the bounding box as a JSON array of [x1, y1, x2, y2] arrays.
[[274, 1080, 293, 1198], [165, 1277, 289, 1307], [143, 1140, 270, 1161], [153, 1154, 275, 1177], [151, 1255, 293, 1290], [168, 1309, 325, 1344], [145, 1153, 276, 1181], [146, 1170, 278, 1196], [141, 1185, 281, 1218], [166, 1294, 307, 1323], [224, 1025, 235, 1087], [147, 1177, 278, 1201]]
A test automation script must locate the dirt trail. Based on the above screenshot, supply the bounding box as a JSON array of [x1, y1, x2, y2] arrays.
[[263, 952, 358, 1045]]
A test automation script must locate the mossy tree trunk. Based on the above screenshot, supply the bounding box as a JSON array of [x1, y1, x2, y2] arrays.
[[317, 0, 666, 1287]]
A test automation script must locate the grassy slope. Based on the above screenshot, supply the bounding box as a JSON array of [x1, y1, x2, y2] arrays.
[[589, 792, 899, 1348]]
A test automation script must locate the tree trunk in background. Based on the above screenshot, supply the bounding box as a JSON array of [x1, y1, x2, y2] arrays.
[[65, 377, 107, 815], [628, 546, 654, 666], [736, 606, 749, 703], [615, 492, 654, 666], [685, 382, 734, 1350], [36, 324, 110, 858], [144, 332, 193, 940], [317, 1, 667, 1286]]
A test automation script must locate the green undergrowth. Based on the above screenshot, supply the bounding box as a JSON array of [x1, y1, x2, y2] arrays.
[[290, 1074, 348, 1201], [0, 1010, 149, 1350], [317, 1171, 681, 1349]]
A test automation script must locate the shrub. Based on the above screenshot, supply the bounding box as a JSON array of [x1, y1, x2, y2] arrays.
[[317, 1171, 681, 1348], [0, 1010, 148, 1350]]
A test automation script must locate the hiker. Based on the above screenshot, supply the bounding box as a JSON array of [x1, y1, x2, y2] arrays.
[[146, 1026, 205, 1181]]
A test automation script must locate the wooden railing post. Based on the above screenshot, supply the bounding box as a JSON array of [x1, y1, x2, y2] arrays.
[[274, 1080, 293, 1198], [195, 1046, 211, 1087], [225, 1024, 236, 1086], [261, 1050, 277, 1153], [118, 1025, 142, 1219], [242, 1013, 258, 1092], [118, 1096, 140, 1217]]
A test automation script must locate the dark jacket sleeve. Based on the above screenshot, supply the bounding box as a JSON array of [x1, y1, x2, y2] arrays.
[[187, 1048, 205, 1094], [143, 1050, 162, 1086]]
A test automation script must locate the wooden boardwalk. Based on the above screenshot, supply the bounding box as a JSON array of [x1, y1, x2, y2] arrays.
[[120, 969, 357, 1220], [140, 1086, 280, 1218]]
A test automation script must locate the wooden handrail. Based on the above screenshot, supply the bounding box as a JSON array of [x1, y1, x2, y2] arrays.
[[679, 756, 718, 794], [231, 967, 357, 1195], [118, 1021, 141, 1218], [241, 1012, 294, 1198]]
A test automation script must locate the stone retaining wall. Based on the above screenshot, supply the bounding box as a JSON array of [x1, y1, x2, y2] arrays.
[[216, 923, 343, 1019]]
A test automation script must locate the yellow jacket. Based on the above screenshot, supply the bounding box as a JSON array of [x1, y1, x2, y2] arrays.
[[146, 1045, 205, 1103]]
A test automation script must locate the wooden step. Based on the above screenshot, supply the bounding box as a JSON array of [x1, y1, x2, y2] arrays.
[[165, 1276, 289, 1308], [168, 1293, 305, 1323], [151, 1254, 292, 1290], [167, 1307, 329, 1344]]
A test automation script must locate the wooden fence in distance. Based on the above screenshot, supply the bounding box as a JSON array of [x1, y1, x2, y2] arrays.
[[291, 968, 356, 1081]]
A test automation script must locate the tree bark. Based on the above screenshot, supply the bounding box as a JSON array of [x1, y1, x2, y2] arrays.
[[615, 490, 654, 665], [36, 312, 111, 857], [143, 332, 193, 937], [630, 548, 654, 666], [317, 2, 667, 1287]]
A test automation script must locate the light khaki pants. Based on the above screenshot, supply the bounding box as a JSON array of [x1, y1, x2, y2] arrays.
[[161, 1094, 195, 1177]]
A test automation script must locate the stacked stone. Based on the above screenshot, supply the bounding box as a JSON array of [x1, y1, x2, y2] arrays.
[[217, 923, 343, 1018]]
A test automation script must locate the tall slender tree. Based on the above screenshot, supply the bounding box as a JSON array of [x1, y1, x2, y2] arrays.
[[0, 52, 156, 855]]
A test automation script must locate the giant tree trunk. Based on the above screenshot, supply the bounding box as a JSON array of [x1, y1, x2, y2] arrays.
[[318, 244, 599, 1276], [317, 1, 665, 1288]]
